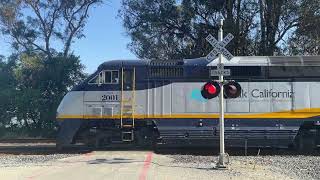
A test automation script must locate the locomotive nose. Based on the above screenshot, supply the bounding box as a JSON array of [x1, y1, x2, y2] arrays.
[[56, 91, 84, 120]]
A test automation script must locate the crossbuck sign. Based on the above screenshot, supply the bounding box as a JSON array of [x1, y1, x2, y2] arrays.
[[206, 33, 234, 76], [206, 33, 234, 62]]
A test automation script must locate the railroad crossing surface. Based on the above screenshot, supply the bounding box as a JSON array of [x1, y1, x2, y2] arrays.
[[0, 150, 296, 180]]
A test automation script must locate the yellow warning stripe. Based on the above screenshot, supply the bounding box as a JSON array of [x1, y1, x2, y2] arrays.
[[56, 108, 320, 120]]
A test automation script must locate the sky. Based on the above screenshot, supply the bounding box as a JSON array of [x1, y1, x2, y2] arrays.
[[0, 0, 137, 74]]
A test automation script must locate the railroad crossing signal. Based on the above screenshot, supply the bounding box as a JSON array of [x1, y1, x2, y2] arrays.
[[206, 33, 234, 62], [204, 17, 237, 169]]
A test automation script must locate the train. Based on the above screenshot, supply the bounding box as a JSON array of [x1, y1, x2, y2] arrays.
[[56, 56, 320, 151]]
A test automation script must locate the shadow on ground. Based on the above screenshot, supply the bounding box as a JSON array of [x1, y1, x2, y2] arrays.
[[0, 144, 91, 155], [0, 143, 319, 156], [155, 146, 320, 156]]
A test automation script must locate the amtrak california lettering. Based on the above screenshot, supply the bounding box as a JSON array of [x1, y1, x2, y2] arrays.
[[250, 89, 293, 98], [190, 88, 294, 102]]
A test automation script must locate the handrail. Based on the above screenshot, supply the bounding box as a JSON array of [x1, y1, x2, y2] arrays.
[[120, 67, 124, 127], [132, 67, 136, 127]]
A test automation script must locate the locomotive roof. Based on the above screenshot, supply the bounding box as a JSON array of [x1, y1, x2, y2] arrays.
[[98, 56, 320, 69], [185, 56, 320, 66]]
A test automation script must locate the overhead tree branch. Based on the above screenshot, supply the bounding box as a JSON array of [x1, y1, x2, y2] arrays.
[[0, 0, 101, 58]]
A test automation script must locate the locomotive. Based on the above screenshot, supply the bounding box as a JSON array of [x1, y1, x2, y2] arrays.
[[56, 56, 320, 151]]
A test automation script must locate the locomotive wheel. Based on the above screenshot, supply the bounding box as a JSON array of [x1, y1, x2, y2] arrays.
[[84, 134, 111, 148], [84, 136, 98, 148], [56, 142, 64, 151], [135, 127, 155, 148], [296, 133, 316, 153], [80, 128, 112, 148]]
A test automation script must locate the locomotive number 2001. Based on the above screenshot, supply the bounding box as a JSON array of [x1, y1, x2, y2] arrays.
[[102, 94, 119, 102]]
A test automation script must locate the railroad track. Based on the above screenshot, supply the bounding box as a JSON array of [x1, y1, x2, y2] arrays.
[[0, 138, 318, 156], [0, 138, 91, 155], [0, 138, 55, 143]]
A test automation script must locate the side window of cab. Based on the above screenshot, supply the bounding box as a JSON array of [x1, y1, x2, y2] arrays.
[[88, 70, 119, 85], [104, 70, 119, 84]]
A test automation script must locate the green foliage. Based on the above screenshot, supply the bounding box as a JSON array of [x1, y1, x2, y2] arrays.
[[0, 54, 85, 137], [0, 0, 95, 137], [120, 0, 317, 58], [287, 0, 320, 55], [120, 0, 221, 60], [120, 0, 266, 59], [0, 55, 16, 129], [0, 0, 102, 57]]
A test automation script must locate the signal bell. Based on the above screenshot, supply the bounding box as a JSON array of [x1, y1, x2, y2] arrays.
[[201, 81, 221, 99], [224, 81, 242, 98]]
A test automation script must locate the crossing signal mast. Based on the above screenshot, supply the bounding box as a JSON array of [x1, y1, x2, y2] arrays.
[[203, 17, 242, 169]]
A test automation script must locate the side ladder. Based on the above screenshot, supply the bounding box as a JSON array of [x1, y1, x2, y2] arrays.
[[120, 68, 136, 142]]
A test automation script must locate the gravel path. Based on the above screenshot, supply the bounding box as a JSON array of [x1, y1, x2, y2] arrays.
[[0, 154, 80, 167], [170, 154, 320, 180]]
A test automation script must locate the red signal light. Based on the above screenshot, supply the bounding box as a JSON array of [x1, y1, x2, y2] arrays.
[[224, 81, 241, 98], [205, 84, 217, 94], [201, 81, 221, 99]]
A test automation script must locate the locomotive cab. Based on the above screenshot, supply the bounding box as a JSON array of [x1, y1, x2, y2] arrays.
[[56, 60, 149, 148]]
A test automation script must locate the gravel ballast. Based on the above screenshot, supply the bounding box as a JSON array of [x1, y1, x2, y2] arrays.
[[170, 154, 320, 180], [0, 154, 79, 167]]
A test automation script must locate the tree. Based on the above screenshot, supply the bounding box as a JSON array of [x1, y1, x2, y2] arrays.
[[120, 0, 303, 59], [0, 0, 95, 137], [258, 0, 299, 55], [12, 53, 85, 136], [223, 0, 259, 56], [0, 0, 102, 58], [0, 55, 17, 133], [0, 53, 85, 137], [287, 0, 320, 55], [119, 0, 259, 60]]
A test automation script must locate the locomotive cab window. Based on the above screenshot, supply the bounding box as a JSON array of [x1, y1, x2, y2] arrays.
[[88, 70, 119, 84], [104, 70, 119, 84]]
